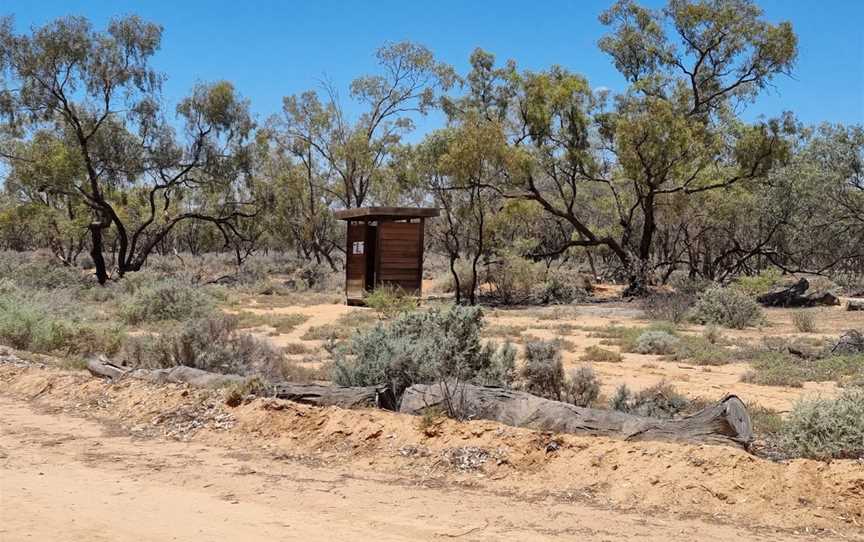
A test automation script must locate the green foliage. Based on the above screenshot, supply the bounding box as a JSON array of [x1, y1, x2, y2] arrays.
[[118, 280, 216, 324], [742, 351, 864, 387], [330, 305, 514, 397], [0, 286, 123, 355], [580, 345, 622, 363], [364, 286, 419, 318], [667, 335, 732, 366], [634, 330, 680, 355], [734, 269, 783, 297], [780, 390, 864, 460], [741, 353, 806, 387], [692, 286, 764, 329], [562, 366, 601, 407], [120, 314, 289, 379], [519, 339, 565, 400]]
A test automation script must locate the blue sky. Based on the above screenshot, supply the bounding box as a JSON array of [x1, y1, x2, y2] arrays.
[[5, 0, 863, 134]]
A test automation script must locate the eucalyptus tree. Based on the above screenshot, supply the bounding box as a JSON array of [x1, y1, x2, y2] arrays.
[[480, 0, 798, 294], [270, 42, 456, 210], [0, 16, 257, 283]]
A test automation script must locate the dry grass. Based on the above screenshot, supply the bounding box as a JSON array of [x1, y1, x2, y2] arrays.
[[580, 345, 623, 363]]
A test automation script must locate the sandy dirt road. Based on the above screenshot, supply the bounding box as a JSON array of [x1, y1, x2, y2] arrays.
[[0, 395, 831, 542]]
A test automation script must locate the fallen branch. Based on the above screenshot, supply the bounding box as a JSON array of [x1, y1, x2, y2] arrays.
[[400, 382, 752, 449]]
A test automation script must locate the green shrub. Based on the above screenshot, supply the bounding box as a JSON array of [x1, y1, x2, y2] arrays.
[[780, 390, 864, 459], [634, 330, 680, 355], [734, 269, 782, 297], [0, 257, 87, 291], [118, 280, 215, 324], [364, 286, 418, 318], [0, 288, 124, 355], [119, 314, 286, 378], [692, 286, 763, 329], [562, 366, 601, 407], [667, 335, 732, 365], [537, 269, 591, 304], [487, 254, 540, 305], [519, 339, 565, 400], [741, 353, 806, 387], [791, 311, 817, 333], [580, 345, 622, 362], [330, 305, 514, 398]]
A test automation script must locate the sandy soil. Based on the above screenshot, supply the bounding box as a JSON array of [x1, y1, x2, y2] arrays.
[[1, 364, 861, 541]]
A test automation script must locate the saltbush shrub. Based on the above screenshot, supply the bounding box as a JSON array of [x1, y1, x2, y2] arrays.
[[118, 280, 215, 324], [120, 314, 289, 378], [519, 339, 565, 400], [580, 345, 622, 362], [780, 390, 864, 459], [487, 254, 540, 305], [634, 330, 680, 355], [562, 366, 601, 407], [692, 286, 763, 329], [330, 305, 515, 398]]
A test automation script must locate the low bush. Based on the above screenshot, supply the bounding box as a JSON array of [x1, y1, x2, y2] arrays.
[[364, 286, 418, 318], [780, 390, 864, 459], [537, 269, 591, 304], [692, 286, 763, 329], [791, 311, 817, 333], [0, 287, 123, 355], [0, 255, 88, 291], [119, 314, 287, 379], [733, 268, 782, 297], [741, 351, 864, 387], [667, 335, 732, 365], [634, 330, 680, 355], [740, 353, 806, 387], [580, 345, 622, 363], [641, 292, 695, 324], [486, 254, 540, 305], [609, 381, 690, 418], [519, 339, 565, 400], [330, 305, 516, 399], [118, 280, 215, 325], [562, 366, 601, 407]]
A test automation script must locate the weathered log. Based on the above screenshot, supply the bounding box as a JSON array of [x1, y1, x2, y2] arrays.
[[400, 382, 752, 449], [86, 356, 128, 380], [829, 330, 864, 355], [756, 278, 840, 307], [272, 383, 397, 410], [847, 299, 864, 312], [87, 358, 244, 388]]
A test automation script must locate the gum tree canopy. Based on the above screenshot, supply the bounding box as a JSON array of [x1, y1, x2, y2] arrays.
[[474, 0, 798, 294], [0, 16, 257, 283]]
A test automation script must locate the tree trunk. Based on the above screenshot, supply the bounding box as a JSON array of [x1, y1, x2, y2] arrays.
[[89, 221, 109, 285], [272, 383, 397, 410], [400, 382, 752, 449]]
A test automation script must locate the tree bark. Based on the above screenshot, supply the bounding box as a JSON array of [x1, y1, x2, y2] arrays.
[[400, 382, 752, 449], [272, 383, 397, 410]]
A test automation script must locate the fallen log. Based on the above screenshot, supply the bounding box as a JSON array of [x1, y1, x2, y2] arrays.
[[400, 382, 752, 449], [847, 299, 864, 312], [86, 358, 244, 388], [272, 383, 397, 410], [756, 278, 840, 308]]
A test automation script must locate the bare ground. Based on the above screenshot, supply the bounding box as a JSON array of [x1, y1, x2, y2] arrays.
[[1, 363, 862, 541]]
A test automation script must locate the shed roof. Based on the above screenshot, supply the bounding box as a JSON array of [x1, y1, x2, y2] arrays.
[[333, 207, 440, 221]]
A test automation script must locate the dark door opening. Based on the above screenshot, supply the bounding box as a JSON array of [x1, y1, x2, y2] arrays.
[[364, 223, 377, 292]]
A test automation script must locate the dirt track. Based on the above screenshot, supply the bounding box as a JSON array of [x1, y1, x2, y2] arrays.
[[0, 393, 852, 542]]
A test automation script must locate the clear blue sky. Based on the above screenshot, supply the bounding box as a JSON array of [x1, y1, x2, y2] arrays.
[[5, 0, 864, 132]]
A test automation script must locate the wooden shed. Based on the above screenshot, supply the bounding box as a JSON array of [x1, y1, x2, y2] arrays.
[[334, 207, 439, 305]]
